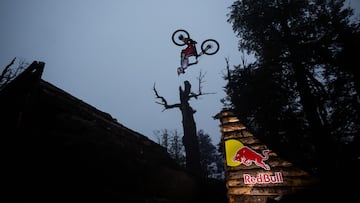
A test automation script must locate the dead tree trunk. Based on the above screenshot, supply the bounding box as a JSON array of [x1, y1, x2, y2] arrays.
[[178, 81, 202, 176], [154, 73, 213, 177]]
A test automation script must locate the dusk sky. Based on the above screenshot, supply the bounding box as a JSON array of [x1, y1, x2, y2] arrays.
[[1, 0, 359, 145]]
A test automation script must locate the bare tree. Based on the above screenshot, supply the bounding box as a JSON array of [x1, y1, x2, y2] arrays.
[[154, 129, 186, 167], [0, 57, 29, 90], [153, 71, 214, 177]]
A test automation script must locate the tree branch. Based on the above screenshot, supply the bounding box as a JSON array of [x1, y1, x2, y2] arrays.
[[189, 70, 215, 99], [153, 83, 181, 111], [0, 57, 16, 89]]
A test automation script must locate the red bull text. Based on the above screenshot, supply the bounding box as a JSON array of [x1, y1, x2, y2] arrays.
[[243, 172, 283, 184]]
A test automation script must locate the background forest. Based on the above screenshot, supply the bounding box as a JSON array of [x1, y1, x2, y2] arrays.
[[222, 0, 359, 200]]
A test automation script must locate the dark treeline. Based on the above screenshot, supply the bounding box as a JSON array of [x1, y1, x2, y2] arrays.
[[154, 129, 224, 180], [223, 0, 359, 201]]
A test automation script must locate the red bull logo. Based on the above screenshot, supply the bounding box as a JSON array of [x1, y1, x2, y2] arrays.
[[225, 139, 270, 170], [225, 139, 284, 185], [233, 146, 270, 170]]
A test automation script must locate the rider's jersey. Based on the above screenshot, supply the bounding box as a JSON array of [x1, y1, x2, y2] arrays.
[[181, 39, 197, 57]]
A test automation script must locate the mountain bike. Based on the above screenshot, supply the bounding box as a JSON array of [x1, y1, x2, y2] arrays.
[[172, 29, 220, 56]]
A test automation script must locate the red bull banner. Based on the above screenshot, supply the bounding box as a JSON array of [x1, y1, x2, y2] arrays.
[[225, 139, 284, 184]]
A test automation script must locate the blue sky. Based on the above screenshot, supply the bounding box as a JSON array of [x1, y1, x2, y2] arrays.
[[0, 0, 245, 144], [1, 0, 359, 145]]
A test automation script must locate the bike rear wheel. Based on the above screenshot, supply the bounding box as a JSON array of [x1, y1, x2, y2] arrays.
[[172, 29, 190, 46], [201, 39, 220, 55]]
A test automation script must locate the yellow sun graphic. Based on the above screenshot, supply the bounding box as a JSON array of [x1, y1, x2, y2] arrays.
[[225, 139, 244, 166]]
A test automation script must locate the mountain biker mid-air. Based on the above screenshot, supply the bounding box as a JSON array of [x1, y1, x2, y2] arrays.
[[172, 29, 220, 75], [177, 38, 199, 75]]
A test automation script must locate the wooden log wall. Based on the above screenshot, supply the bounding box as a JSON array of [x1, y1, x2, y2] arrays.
[[216, 109, 319, 203]]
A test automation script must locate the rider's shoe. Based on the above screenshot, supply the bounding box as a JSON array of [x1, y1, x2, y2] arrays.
[[177, 67, 185, 75], [177, 67, 182, 75]]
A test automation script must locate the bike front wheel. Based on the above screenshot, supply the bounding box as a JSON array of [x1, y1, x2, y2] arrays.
[[201, 39, 220, 55], [172, 29, 190, 46]]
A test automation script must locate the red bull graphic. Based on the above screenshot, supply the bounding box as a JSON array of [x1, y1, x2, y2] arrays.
[[225, 139, 284, 185], [225, 139, 270, 170], [234, 146, 270, 170]]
